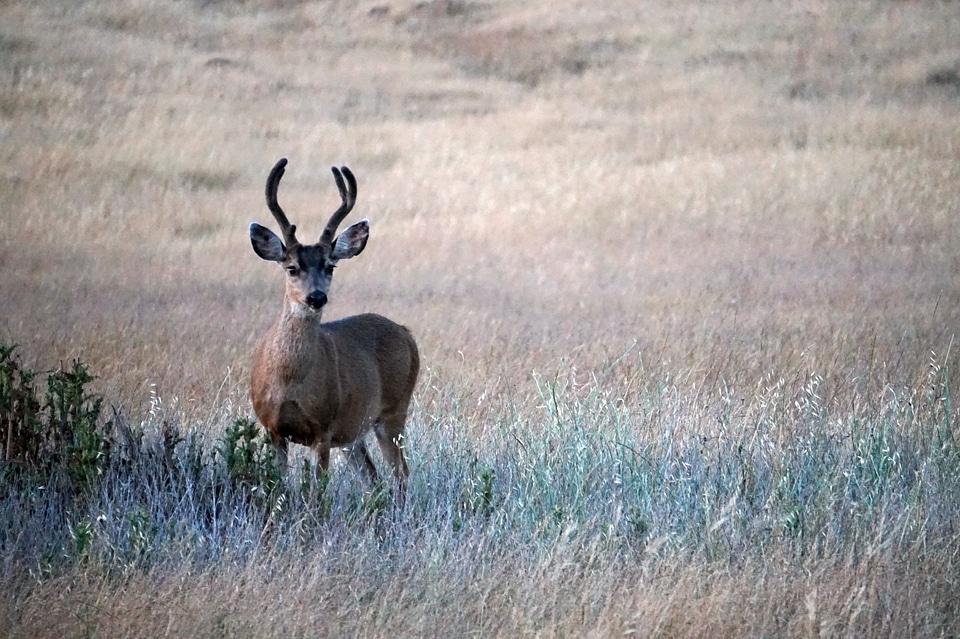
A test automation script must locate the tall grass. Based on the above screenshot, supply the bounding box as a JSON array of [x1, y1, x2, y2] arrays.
[[2, 343, 958, 636]]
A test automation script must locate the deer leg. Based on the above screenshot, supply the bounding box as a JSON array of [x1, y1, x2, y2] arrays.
[[312, 438, 331, 475], [374, 416, 410, 501], [342, 438, 379, 484], [269, 432, 289, 471]]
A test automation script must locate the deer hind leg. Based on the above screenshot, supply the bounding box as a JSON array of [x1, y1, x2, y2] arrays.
[[342, 438, 379, 484], [374, 414, 410, 496]]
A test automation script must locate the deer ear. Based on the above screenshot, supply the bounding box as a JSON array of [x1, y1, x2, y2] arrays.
[[250, 223, 287, 262], [331, 219, 369, 260]]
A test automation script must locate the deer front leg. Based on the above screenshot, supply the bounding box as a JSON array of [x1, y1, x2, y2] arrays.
[[269, 432, 289, 471], [312, 437, 332, 475]]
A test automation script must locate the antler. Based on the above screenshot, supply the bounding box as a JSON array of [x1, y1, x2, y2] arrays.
[[265, 158, 299, 247], [319, 166, 357, 249]]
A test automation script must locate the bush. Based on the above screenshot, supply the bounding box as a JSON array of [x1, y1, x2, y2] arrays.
[[0, 344, 107, 490]]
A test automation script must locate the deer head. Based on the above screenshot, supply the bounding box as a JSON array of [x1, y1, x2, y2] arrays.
[[249, 158, 369, 313]]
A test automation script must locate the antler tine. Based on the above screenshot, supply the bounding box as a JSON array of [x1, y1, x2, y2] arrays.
[[319, 166, 357, 248], [265, 158, 299, 247]]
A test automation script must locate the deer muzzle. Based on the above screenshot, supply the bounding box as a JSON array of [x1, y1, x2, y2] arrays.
[[305, 291, 328, 310]]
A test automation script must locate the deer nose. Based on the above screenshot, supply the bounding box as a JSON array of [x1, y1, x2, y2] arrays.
[[305, 291, 327, 309]]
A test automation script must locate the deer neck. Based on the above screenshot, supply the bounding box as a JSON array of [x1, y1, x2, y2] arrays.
[[280, 299, 324, 327], [262, 299, 329, 371]]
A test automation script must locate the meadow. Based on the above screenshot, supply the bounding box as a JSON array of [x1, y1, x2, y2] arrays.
[[1, 0, 960, 636]]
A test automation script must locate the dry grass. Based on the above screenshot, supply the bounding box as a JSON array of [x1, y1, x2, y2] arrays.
[[2, 0, 960, 636], [8, 544, 951, 638]]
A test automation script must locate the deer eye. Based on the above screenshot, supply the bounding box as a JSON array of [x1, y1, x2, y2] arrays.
[[286, 265, 300, 277]]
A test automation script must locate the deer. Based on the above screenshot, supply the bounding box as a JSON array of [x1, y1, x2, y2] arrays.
[[248, 158, 419, 504]]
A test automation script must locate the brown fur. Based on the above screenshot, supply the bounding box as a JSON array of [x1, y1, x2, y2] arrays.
[[250, 308, 419, 493]]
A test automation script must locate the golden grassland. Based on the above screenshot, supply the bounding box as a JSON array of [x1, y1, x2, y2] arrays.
[[2, 0, 960, 636]]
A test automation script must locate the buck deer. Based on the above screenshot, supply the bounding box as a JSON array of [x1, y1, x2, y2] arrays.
[[248, 158, 419, 502]]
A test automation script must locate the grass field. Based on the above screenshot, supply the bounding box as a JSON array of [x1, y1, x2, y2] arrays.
[[2, 0, 960, 636]]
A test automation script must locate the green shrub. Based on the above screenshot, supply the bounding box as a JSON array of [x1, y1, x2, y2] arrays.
[[215, 417, 285, 508], [0, 343, 108, 490], [0, 343, 43, 473]]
